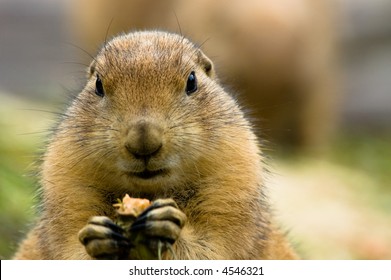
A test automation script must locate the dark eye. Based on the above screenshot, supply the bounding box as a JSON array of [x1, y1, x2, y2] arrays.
[[95, 75, 105, 97], [185, 71, 197, 95]]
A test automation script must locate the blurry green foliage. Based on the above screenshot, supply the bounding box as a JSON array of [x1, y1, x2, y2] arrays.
[[330, 134, 391, 190], [0, 93, 50, 259]]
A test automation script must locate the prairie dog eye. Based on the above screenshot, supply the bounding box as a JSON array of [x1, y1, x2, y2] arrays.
[[185, 71, 197, 95], [95, 75, 105, 97]]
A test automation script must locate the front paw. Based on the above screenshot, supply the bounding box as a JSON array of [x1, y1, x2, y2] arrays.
[[131, 198, 187, 259], [78, 216, 131, 259]]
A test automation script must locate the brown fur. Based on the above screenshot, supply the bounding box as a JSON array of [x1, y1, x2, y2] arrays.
[[13, 31, 297, 259], [68, 0, 340, 150]]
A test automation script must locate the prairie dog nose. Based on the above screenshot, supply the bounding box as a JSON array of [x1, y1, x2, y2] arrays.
[[125, 121, 163, 159]]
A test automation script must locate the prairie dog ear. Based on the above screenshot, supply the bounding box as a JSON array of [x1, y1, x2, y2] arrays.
[[87, 60, 97, 79], [197, 50, 215, 78]]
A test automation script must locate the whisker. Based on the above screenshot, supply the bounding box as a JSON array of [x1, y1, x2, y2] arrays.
[[18, 130, 53, 136], [64, 41, 97, 61], [172, 9, 183, 37], [63, 41, 106, 78], [104, 17, 115, 50], [17, 108, 69, 118], [60, 61, 91, 68]]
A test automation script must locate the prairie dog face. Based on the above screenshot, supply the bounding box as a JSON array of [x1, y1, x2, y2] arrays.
[[61, 31, 249, 193]]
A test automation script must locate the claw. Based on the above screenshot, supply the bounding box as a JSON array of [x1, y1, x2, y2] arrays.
[[78, 224, 128, 245], [78, 216, 131, 259], [88, 216, 125, 233]]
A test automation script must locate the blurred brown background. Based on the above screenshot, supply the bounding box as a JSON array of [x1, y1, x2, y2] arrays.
[[0, 0, 390, 259]]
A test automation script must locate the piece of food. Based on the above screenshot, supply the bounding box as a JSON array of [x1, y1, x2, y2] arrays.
[[113, 194, 151, 233], [113, 194, 151, 217]]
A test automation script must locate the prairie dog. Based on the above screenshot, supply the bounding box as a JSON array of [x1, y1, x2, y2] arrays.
[[13, 31, 297, 259]]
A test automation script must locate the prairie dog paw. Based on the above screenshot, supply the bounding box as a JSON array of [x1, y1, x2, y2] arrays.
[[78, 216, 130, 259], [131, 198, 187, 258]]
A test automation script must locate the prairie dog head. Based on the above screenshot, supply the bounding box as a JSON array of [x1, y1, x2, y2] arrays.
[[54, 31, 256, 193]]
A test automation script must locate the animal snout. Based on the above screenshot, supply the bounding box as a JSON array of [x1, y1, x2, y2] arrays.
[[125, 121, 163, 160]]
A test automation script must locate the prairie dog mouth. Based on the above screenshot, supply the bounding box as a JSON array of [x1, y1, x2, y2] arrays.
[[129, 169, 167, 180]]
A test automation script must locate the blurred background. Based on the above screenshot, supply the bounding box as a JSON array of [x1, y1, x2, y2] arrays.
[[0, 0, 390, 259]]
